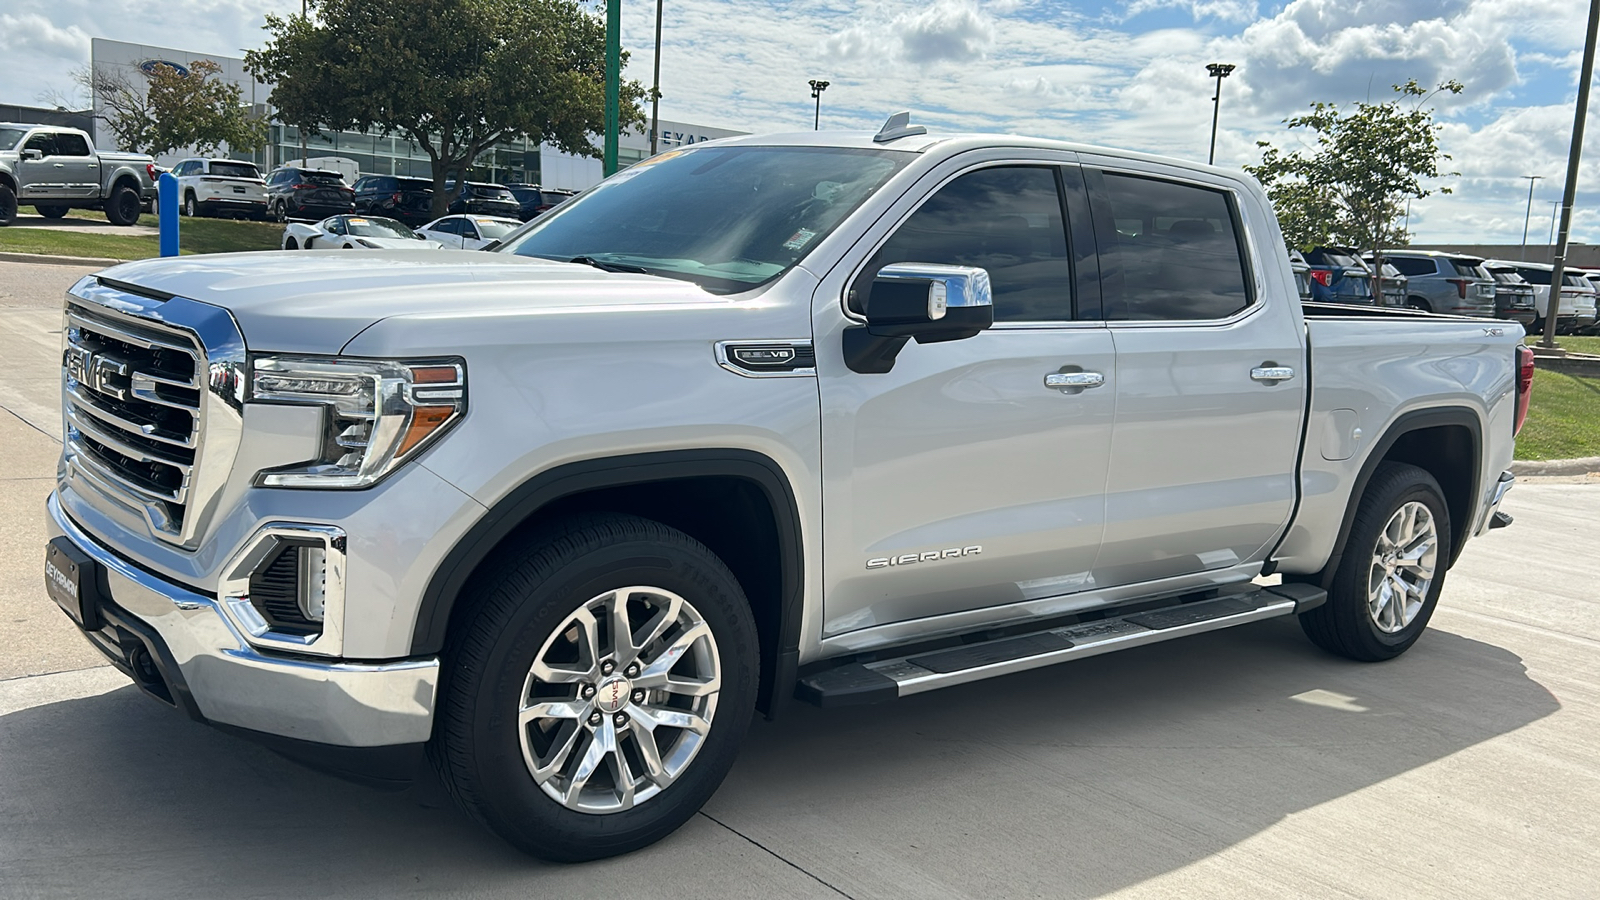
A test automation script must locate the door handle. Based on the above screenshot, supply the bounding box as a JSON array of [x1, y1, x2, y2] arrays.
[[1045, 371, 1105, 392], [53, 163, 65, 168], [1250, 365, 1295, 383]]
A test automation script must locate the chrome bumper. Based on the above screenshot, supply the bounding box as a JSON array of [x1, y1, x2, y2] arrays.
[[48, 493, 439, 747], [1476, 470, 1515, 535]]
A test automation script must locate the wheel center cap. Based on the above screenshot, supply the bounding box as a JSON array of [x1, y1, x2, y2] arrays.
[[594, 676, 632, 714]]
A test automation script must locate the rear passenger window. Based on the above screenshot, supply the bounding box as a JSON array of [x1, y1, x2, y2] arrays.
[[55, 133, 91, 156], [868, 166, 1074, 322], [1094, 172, 1252, 321], [1389, 257, 1435, 277]]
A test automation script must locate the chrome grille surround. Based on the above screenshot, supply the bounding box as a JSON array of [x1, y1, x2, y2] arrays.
[[61, 276, 246, 549]]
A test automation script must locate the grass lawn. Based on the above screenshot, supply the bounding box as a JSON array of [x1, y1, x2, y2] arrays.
[[1529, 334, 1600, 356], [1518, 369, 1600, 460], [0, 209, 282, 259]]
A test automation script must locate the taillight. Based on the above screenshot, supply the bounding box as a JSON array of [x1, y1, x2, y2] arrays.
[[1447, 278, 1470, 299], [291, 183, 314, 189], [145, 163, 160, 181], [1514, 344, 1535, 436], [1310, 269, 1333, 286], [390, 192, 402, 203]]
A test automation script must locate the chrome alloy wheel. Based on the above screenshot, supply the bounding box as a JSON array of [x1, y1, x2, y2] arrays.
[[518, 586, 721, 814], [1367, 501, 1438, 634]]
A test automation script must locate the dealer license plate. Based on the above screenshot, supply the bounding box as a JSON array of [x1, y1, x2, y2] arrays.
[[45, 536, 101, 629]]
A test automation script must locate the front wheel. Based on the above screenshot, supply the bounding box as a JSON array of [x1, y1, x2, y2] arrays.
[[1298, 462, 1451, 661], [431, 513, 758, 861], [0, 185, 15, 226]]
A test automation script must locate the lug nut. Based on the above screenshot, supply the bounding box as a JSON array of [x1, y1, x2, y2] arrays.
[[588, 711, 602, 727], [601, 660, 616, 676], [632, 689, 646, 703], [581, 685, 596, 700], [624, 662, 641, 678], [614, 713, 628, 727]]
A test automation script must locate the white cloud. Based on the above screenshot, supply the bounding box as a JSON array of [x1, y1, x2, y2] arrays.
[[825, 1, 997, 65]]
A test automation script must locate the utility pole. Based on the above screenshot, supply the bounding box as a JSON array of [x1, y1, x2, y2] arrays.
[[1549, 201, 1560, 260], [649, 0, 663, 155], [1541, 0, 1599, 350], [1206, 63, 1235, 165], [1520, 175, 1541, 260], [809, 79, 829, 130], [603, 0, 620, 176], [299, 0, 308, 166]]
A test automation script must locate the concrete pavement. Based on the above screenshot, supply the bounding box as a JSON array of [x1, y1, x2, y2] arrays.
[[1, 258, 1596, 898]]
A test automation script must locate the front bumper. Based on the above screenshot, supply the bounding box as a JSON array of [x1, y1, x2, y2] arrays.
[[48, 492, 439, 747]]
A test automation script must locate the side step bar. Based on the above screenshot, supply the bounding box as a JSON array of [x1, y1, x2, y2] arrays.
[[796, 582, 1326, 707]]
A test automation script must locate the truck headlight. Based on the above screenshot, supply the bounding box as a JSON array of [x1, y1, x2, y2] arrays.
[[251, 355, 466, 488]]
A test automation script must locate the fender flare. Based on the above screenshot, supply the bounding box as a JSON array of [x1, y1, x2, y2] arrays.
[[411, 449, 806, 710], [1314, 406, 1483, 586]]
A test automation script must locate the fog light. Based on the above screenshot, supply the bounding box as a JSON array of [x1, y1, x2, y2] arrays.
[[298, 545, 328, 622]]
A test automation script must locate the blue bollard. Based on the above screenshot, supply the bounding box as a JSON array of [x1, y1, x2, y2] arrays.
[[158, 172, 179, 257]]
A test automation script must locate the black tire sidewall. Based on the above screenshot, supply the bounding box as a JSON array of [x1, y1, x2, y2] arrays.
[[0, 186, 18, 226], [446, 524, 758, 860], [36, 204, 68, 219], [1329, 465, 1451, 658], [106, 186, 140, 226]]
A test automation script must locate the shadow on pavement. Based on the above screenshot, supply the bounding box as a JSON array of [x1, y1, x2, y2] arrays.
[[0, 617, 1557, 898]]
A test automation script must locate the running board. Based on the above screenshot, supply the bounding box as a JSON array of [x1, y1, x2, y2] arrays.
[[796, 582, 1326, 707]]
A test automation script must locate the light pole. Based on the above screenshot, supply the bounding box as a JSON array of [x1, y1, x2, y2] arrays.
[[1549, 201, 1560, 261], [1520, 175, 1542, 260], [1206, 62, 1235, 165], [649, 0, 663, 155], [1542, 0, 1600, 349], [603, 0, 620, 176], [809, 79, 830, 130]]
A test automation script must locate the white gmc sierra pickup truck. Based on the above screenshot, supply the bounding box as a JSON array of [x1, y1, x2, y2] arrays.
[[45, 115, 1531, 860]]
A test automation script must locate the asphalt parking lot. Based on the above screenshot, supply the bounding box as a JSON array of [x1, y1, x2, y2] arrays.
[[1, 258, 1597, 898]]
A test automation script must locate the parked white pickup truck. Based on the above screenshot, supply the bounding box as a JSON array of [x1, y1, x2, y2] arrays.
[[0, 123, 157, 226], [45, 115, 1530, 861]]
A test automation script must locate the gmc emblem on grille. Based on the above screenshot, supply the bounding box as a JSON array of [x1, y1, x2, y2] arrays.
[[65, 346, 130, 400]]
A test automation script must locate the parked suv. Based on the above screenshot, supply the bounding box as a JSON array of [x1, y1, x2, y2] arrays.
[[265, 167, 354, 222], [1485, 260, 1600, 334], [1288, 249, 1313, 302], [352, 175, 435, 226], [1380, 250, 1498, 317], [1303, 247, 1375, 305], [171, 157, 267, 220], [1479, 262, 1539, 329], [505, 183, 577, 221], [444, 181, 521, 218]]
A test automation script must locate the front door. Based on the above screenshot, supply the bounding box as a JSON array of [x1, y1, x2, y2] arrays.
[[817, 161, 1116, 639], [1081, 162, 1305, 586]]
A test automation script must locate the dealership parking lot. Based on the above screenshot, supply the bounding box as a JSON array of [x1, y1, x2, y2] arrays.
[[1, 258, 1597, 898]]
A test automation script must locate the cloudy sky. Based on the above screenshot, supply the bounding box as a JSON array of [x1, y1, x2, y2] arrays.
[[1, 0, 1593, 244]]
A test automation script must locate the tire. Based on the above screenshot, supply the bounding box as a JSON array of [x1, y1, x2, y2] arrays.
[[182, 193, 197, 217], [271, 201, 286, 223], [431, 513, 759, 862], [1298, 462, 1451, 662], [1406, 297, 1432, 313], [35, 204, 69, 219], [284, 237, 298, 250], [0, 185, 15, 226], [104, 184, 142, 226]]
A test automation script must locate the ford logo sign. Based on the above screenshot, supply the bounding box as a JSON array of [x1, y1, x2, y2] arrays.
[[138, 59, 191, 78]]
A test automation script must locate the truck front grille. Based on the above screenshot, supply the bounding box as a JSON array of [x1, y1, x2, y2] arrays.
[[64, 304, 204, 538]]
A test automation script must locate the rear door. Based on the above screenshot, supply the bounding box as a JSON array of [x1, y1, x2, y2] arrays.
[[1081, 162, 1305, 586], [16, 131, 63, 200], [816, 155, 1116, 638], [53, 132, 99, 198]]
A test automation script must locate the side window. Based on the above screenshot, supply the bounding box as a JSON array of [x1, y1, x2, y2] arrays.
[[460, 221, 480, 240], [867, 166, 1073, 322], [326, 218, 346, 235], [430, 218, 460, 235], [1390, 257, 1433, 277], [56, 133, 91, 156], [1094, 172, 1252, 321], [1517, 267, 1551, 286], [352, 177, 369, 193], [23, 132, 57, 156]]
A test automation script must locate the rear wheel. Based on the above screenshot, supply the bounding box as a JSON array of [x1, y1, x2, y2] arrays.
[[35, 204, 69, 219], [284, 237, 298, 250], [183, 193, 197, 217], [1298, 462, 1450, 661], [431, 513, 758, 861], [1406, 297, 1432, 313], [104, 184, 141, 226]]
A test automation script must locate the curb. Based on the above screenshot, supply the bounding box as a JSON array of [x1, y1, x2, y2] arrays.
[[0, 251, 126, 268], [1511, 456, 1600, 476], [1531, 352, 1600, 378]]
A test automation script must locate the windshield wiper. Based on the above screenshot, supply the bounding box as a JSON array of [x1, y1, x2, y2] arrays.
[[568, 256, 649, 274]]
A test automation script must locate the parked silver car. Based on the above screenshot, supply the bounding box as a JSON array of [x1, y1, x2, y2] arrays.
[[1379, 250, 1497, 317], [1484, 260, 1599, 334]]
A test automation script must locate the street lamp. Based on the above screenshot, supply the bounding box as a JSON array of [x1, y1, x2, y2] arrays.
[[650, 0, 664, 155], [809, 79, 830, 131], [1206, 62, 1235, 165], [1520, 175, 1542, 260]]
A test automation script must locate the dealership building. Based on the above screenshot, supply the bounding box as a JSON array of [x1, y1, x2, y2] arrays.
[[88, 38, 744, 190]]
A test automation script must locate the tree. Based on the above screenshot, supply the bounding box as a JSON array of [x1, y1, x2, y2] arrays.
[[143, 59, 267, 157], [80, 64, 157, 153], [1245, 80, 1463, 266], [247, 0, 646, 219]]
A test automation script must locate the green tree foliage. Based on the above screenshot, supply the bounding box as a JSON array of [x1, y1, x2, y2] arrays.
[[1245, 80, 1463, 257], [247, 0, 645, 218], [144, 60, 268, 157], [81, 65, 155, 153]]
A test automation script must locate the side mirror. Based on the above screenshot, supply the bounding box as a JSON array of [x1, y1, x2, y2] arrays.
[[21, 149, 43, 161], [844, 263, 994, 373]]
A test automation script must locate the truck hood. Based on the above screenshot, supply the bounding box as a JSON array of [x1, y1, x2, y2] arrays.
[[94, 249, 731, 353]]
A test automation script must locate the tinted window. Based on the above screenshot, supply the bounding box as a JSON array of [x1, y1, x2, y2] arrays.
[[1564, 274, 1591, 287], [1449, 258, 1486, 278], [470, 185, 516, 201], [0, 128, 25, 151], [1096, 172, 1251, 320], [429, 219, 461, 235], [304, 172, 344, 186], [869, 166, 1072, 322], [23, 133, 57, 156], [55, 133, 91, 156], [396, 178, 431, 191], [210, 161, 259, 179], [1388, 257, 1436, 277], [326, 219, 347, 235], [1516, 267, 1551, 285]]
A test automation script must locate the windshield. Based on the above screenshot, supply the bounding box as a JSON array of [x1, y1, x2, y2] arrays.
[[211, 161, 260, 179], [475, 219, 519, 239], [345, 217, 418, 238], [471, 185, 515, 201], [498, 145, 912, 293], [1565, 274, 1593, 288], [0, 128, 26, 151]]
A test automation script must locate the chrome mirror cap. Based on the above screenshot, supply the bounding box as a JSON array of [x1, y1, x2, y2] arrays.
[[875, 263, 993, 319]]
